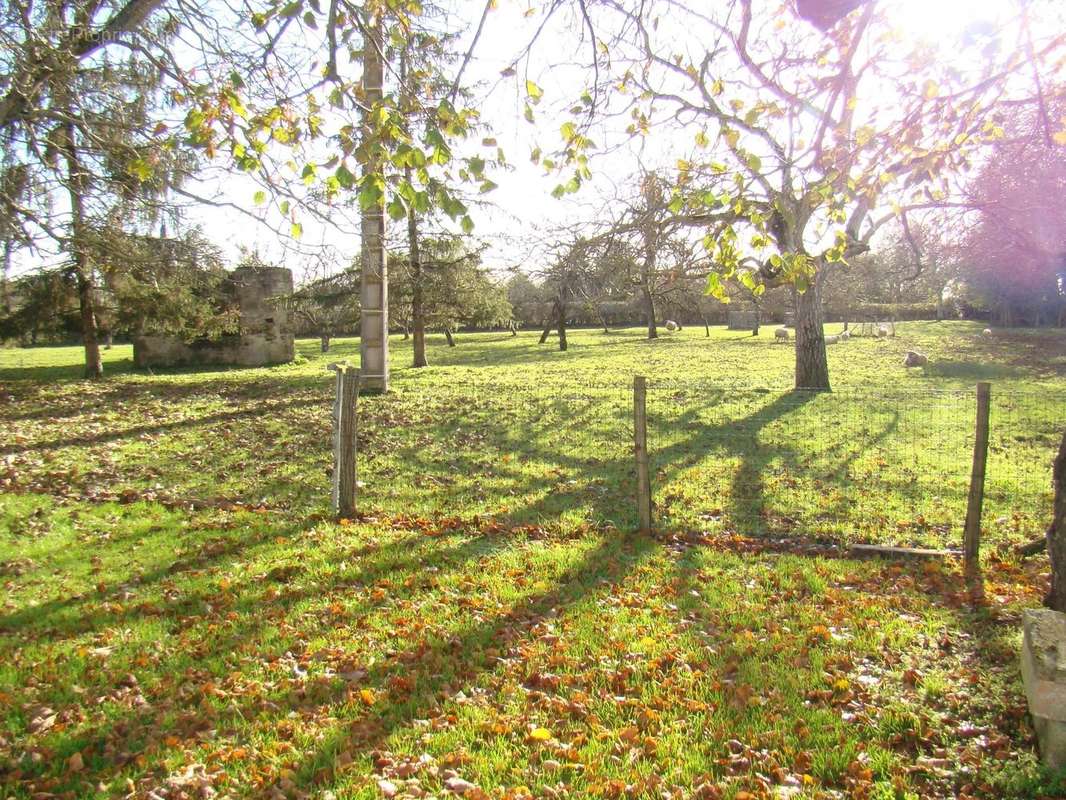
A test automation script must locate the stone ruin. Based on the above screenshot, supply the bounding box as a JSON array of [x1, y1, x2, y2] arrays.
[[133, 266, 294, 369], [727, 310, 758, 330]]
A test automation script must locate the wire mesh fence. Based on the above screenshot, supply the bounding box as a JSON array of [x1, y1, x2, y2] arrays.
[[645, 382, 1063, 548], [352, 378, 1064, 549], [355, 381, 638, 531]]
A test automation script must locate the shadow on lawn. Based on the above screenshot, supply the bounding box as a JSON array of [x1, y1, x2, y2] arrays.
[[288, 532, 655, 794], [1, 520, 532, 793], [372, 385, 902, 540], [0, 395, 322, 456]]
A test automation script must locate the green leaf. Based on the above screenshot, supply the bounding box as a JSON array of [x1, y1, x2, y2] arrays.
[[253, 190, 267, 206], [387, 196, 407, 221], [335, 164, 355, 190], [706, 272, 727, 301], [526, 80, 543, 103], [460, 215, 475, 234], [291, 222, 303, 239]]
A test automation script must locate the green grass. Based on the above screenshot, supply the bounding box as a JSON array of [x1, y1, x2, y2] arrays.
[[1, 321, 1065, 798]]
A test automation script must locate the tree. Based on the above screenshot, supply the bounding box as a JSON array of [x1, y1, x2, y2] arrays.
[[506, 272, 549, 329], [1, 0, 195, 377], [959, 101, 1066, 327], [390, 236, 510, 349], [1047, 431, 1066, 612], [177, 0, 500, 388], [547, 0, 1062, 388], [0, 270, 81, 345], [289, 274, 360, 353], [93, 227, 235, 340]]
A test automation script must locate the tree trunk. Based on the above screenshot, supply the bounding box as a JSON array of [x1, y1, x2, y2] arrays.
[[408, 185, 427, 368], [104, 330, 113, 349], [75, 269, 102, 378], [793, 270, 830, 390], [320, 334, 331, 353], [596, 305, 609, 334], [1046, 430, 1066, 612], [539, 315, 552, 343], [642, 284, 657, 339], [752, 309, 761, 336], [510, 321, 518, 337], [1, 239, 11, 314], [61, 123, 102, 380], [444, 328, 455, 347], [557, 299, 568, 351], [540, 299, 561, 344], [702, 314, 710, 337]]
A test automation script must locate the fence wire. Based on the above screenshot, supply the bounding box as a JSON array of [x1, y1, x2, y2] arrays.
[[646, 383, 1062, 548], [356, 382, 637, 531], [356, 379, 1063, 549]]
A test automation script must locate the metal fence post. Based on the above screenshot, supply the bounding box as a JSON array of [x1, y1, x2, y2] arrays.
[[330, 363, 360, 518], [634, 375, 652, 534], [963, 381, 991, 600]]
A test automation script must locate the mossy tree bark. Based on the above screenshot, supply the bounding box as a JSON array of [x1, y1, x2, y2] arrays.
[[1046, 430, 1066, 612], [793, 270, 830, 390], [61, 123, 102, 380]]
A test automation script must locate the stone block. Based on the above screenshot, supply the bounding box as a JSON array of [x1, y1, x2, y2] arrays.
[[1021, 608, 1066, 769]]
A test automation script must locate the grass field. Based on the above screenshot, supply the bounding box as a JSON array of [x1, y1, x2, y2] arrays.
[[1, 322, 1065, 798]]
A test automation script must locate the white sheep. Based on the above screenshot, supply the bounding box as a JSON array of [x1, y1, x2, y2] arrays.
[[982, 328, 992, 336], [825, 334, 840, 344], [840, 330, 851, 341], [774, 327, 790, 342], [664, 320, 679, 332], [903, 350, 929, 367]]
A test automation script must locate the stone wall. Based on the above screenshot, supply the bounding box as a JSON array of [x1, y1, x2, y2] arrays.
[[133, 266, 295, 369]]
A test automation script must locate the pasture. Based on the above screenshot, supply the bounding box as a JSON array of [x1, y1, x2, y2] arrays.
[[2, 322, 1065, 799]]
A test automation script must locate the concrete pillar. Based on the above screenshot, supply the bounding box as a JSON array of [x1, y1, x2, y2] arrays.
[[359, 14, 388, 392]]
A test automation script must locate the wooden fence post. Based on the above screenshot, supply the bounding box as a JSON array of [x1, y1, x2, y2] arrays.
[[330, 363, 360, 518], [634, 375, 652, 534], [963, 381, 991, 601]]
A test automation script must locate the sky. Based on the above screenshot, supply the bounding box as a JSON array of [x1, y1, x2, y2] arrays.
[[7, 0, 1026, 282], [178, 0, 1019, 283]]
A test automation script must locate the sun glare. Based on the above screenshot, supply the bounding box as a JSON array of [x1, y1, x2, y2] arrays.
[[889, 0, 1008, 41]]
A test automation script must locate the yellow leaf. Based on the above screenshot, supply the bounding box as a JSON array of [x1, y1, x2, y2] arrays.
[[528, 727, 552, 742], [1053, 130, 1066, 146], [359, 688, 377, 705]]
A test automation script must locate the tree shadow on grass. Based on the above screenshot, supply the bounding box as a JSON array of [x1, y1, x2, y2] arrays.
[[288, 532, 656, 795], [0, 395, 322, 456], [921, 360, 1027, 382], [2, 520, 531, 796]]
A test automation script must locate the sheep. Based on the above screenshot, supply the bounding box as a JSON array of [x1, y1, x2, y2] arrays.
[[774, 327, 790, 342], [825, 334, 840, 344], [876, 325, 889, 338], [903, 350, 929, 367], [840, 330, 851, 341], [664, 320, 679, 332], [982, 328, 992, 336]]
